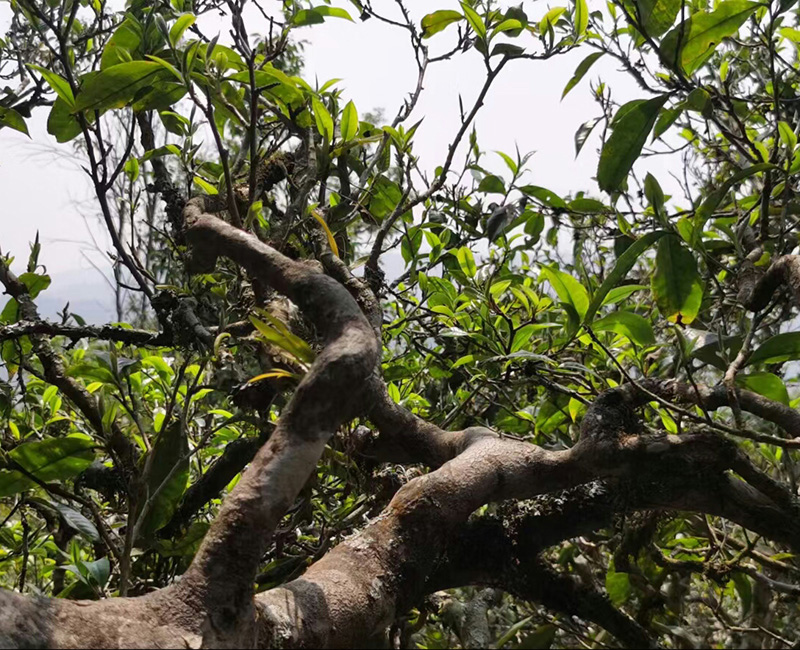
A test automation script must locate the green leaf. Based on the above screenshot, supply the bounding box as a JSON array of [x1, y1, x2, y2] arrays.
[[47, 96, 84, 143], [568, 198, 608, 213], [368, 175, 403, 220], [597, 95, 670, 192], [736, 372, 790, 405], [169, 13, 196, 47], [452, 354, 476, 369], [603, 284, 647, 306], [520, 185, 566, 210], [10, 434, 94, 476], [229, 68, 303, 106], [541, 267, 590, 321], [27, 65, 75, 107], [421, 10, 464, 38], [491, 19, 523, 38], [593, 311, 655, 346], [748, 333, 800, 366], [731, 573, 753, 617], [585, 231, 666, 323], [293, 6, 353, 26], [0, 435, 95, 497], [634, 0, 681, 36], [135, 81, 188, 113], [606, 568, 631, 605], [341, 100, 358, 141], [192, 176, 218, 195], [694, 163, 776, 233], [250, 314, 316, 365], [73, 61, 170, 112], [100, 17, 142, 70], [496, 151, 518, 174], [193, 42, 244, 71], [230, 66, 296, 88], [159, 110, 190, 135], [574, 0, 589, 35], [778, 121, 798, 150], [39, 498, 100, 542], [401, 227, 423, 265], [313, 6, 354, 20], [644, 173, 665, 217], [491, 43, 527, 58], [0, 297, 18, 324], [311, 95, 334, 142], [691, 335, 742, 370], [652, 106, 682, 141], [478, 174, 506, 194], [536, 394, 570, 434], [145, 54, 183, 81], [84, 557, 110, 588], [496, 617, 534, 649], [292, 8, 326, 25], [461, 2, 486, 38], [539, 7, 567, 35], [136, 422, 189, 538], [661, 0, 759, 75], [18, 272, 51, 299], [124, 157, 140, 182], [0, 107, 29, 136], [562, 52, 603, 99], [511, 325, 540, 353], [456, 247, 477, 278], [525, 213, 545, 242], [685, 87, 712, 115], [651, 235, 703, 325]]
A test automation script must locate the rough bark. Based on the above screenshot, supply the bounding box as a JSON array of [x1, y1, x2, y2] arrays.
[[738, 252, 800, 312], [251, 382, 800, 647], [3, 204, 800, 648]]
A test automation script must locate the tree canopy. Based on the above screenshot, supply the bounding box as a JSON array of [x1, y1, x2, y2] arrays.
[[2, 0, 800, 647]]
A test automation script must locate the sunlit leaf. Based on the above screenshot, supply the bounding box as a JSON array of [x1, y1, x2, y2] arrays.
[[593, 311, 655, 346], [573, 0, 589, 35], [27, 65, 75, 107], [541, 266, 590, 321], [0, 435, 95, 497], [100, 17, 142, 70], [736, 372, 790, 405], [341, 100, 359, 141], [250, 315, 316, 365], [461, 2, 486, 38], [661, 0, 759, 74], [311, 95, 334, 142], [456, 247, 477, 278], [73, 61, 170, 112], [633, 0, 681, 36], [421, 10, 464, 38], [310, 209, 339, 257], [169, 13, 196, 47]]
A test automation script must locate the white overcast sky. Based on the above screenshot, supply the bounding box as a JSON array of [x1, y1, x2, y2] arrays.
[[0, 0, 679, 322]]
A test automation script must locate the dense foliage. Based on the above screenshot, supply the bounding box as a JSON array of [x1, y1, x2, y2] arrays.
[[3, 0, 800, 647]]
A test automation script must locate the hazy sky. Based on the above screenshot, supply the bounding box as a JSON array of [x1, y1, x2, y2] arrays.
[[0, 0, 677, 322]]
